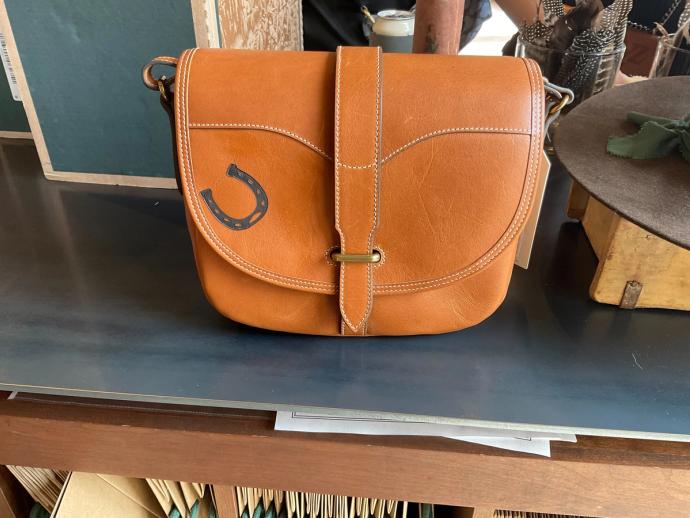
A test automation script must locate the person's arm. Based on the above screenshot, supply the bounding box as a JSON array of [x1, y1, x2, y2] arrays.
[[494, 0, 543, 26]]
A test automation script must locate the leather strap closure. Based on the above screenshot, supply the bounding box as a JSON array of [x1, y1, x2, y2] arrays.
[[334, 46, 383, 335]]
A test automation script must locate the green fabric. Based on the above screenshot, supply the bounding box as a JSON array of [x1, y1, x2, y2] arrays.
[[277, 501, 288, 518], [242, 508, 251, 518], [265, 501, 277, 518], [169, 508, 182, 518], [29, 503, 51, 518], [420, 504, 433, 518], [190, 499, 217, 518], [252, 501, 265, 518], [608, 111, 690, 163]]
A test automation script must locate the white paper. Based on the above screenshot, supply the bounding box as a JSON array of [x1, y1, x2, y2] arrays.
[[514, 151, 551, 269], [0, 32, 21, 101], [275, 411, 576, 457], [446, 435, 553, 456]]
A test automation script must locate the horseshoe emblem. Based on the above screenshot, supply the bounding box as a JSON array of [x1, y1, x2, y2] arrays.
[[200, 164, 268, 230]]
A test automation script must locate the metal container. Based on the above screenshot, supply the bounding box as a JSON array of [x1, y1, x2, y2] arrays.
[[368, 9, 415, 53]]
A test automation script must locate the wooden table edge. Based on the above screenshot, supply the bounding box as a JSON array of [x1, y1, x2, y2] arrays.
[[1, 396, 690, 517]]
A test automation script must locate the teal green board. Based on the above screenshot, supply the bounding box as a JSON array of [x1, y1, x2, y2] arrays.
[[4, 1, 196, 176], [0, 63, 29, 133]]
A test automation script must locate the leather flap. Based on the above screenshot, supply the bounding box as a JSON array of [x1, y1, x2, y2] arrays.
[[176, 48, 544, 295]]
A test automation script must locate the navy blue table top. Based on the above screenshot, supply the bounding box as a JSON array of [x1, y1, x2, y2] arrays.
[[1, 140, 689, 440]]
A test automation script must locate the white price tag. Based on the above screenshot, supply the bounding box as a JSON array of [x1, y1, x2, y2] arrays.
[[0, 31, 21, 101]]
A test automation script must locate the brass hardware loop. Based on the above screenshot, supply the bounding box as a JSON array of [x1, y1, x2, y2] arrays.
[[331, 250, 382, 263]]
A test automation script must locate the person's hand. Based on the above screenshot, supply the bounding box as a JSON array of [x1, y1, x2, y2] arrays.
[[494, 0, 543, 27], [614, 71, 648, 85]]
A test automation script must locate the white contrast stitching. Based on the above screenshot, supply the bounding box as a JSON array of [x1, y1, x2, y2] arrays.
[[179, 49, 334, 293], [336, 161, 376, 170], [189, 123, 332, 160], [359, 47, 382, 332], [334, 47, 351, 332], [382, 127, 530, 163], [187, 124, 529, 167]]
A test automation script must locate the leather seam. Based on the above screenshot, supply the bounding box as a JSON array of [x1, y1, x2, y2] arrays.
[[187, 125, 530, 166], [374, 57, 543, 293], [334, 47, 351, 333], [179, 49, 333, 293], [361, 47, 382, 333], [336, 161, 376, 170], [188, 123, 332, 160], [382, 127, 531, 163]]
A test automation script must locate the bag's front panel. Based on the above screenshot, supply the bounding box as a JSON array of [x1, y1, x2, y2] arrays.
[[374, 133, 532, 287], [185, 49, 335, 158], [176, 48, 544, 335], [367, 240, 519, 336], [187, 129, 338, 288], [189, 225, 342, 335], [380, 54, 536, 157], [190, 217, 517, 336]]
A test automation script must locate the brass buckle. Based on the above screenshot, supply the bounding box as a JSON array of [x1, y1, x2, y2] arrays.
[[331, 250, 381, 263]]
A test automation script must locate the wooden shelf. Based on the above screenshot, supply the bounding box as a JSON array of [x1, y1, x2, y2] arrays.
[[2, 393, 690, 517]]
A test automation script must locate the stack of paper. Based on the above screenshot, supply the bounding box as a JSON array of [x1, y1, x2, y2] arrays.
[[275, 412, 576, 457], [6, 466, 68, 512], [234, 486, 419, 518], [494, 512, 590, 518], [51, 472, 165, 518], [147, 479, 211, 518], [49, 473, 215, 518]]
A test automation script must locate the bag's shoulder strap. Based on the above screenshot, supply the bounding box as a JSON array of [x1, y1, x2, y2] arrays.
[[142, 56, 181, 191], [333, 46, 383, 335]]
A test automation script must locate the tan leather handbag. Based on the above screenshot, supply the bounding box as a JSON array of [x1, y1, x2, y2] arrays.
[[143, 47, 567, 336]]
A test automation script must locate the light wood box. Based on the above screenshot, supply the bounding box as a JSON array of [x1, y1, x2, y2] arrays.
[[568, 181, 690, 311]]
